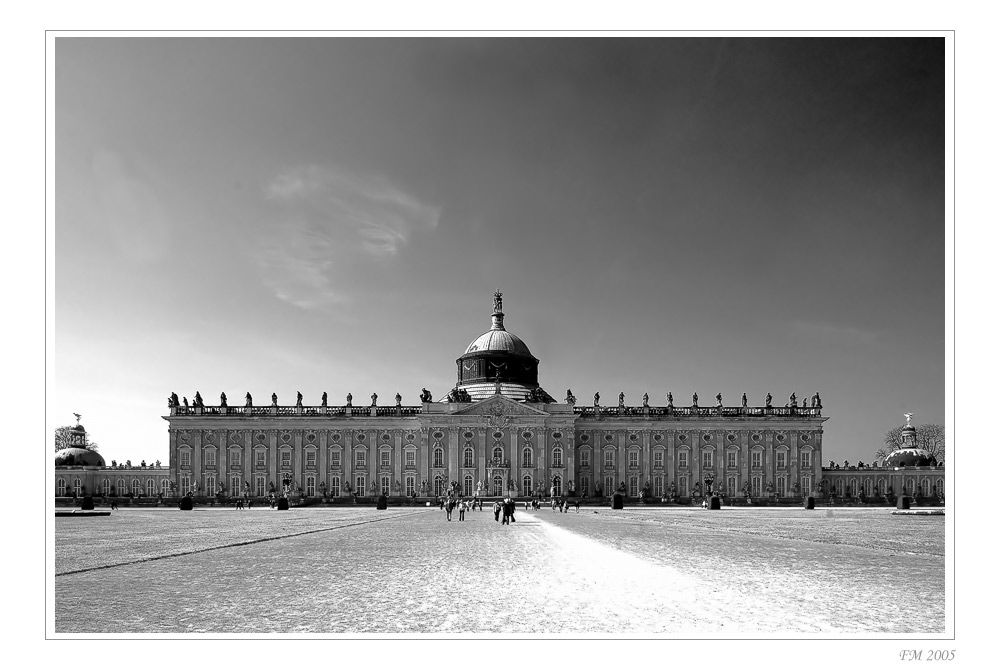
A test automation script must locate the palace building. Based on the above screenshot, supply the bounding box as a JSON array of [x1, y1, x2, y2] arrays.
[[159, 292, 832, 502]]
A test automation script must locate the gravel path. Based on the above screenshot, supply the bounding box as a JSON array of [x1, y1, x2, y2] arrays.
[[54, 506, 945, 634]]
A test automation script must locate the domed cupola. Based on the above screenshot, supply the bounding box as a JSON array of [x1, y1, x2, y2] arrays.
[[55, 414, 106, 468], [453, 291, 547, 401], [883, 412, 935, 468]]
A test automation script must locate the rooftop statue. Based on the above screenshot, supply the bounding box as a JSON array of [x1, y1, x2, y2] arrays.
[[765, 393, 772, 408], [371, 392, 378, 406], [271, 393, 278, 406], [789, 392, 797, 406], [296, 391, 303, 406], [194, 391, 203, 407], [741, 392, 747, 407], [245, 392, 252, 407], [220, 392, 227, 407], [904, 411, 914, 426], [346, 393, 352, 407], [419, 388, 432, 403], [666, 392, 673, 406], [692, 392, 698, 406], [642, 392, 649, 407], [619, 392, 625, 407], [716, 393, 723, 406], [493, 289, 503, 313], [594, 392, 600, 407], [170, 392, 179, 408], [395, 392, 402, 406], [565, 389, 576, 405], [321, 392, 327, 407], [183, 397, 189, 407]]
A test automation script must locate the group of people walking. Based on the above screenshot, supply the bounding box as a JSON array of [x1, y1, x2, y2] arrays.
[[441, 496, 482, 521], [494, 497, 517, 525]]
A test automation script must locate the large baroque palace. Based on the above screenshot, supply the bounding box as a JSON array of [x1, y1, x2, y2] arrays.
[[55, 293, 943, 504], [160, 292, 830, 502]]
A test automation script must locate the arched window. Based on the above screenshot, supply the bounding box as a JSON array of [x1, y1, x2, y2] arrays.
[[921, 478, 930, 496], [306, 475, 316, 497], [835, 480, 844, 497], [117, 478, 126, 495], [849, 478, 858, 497], [132, 478, 142, 496], [522, 474, 532, 496], [464, 447, 474, 468], [679, 476, 689, 497], [102, 478, 111, 496], [146, 478, 155, 496], [552, 447, 563, 468], [56, 478, 66, 496], [580, 476, 590, 496], [604, 475, 614, 497], [877, 477, 887, 495], [434, 475, 445, 496], [493, 475, 504, 497], [493, 446, 504, 463], [380, 475, 390, 495], [727, 476, 737, 497], [204, 476, 215, 496], [72, 477, 81, 496], [405, 475, 415, 497], [906, 477, 915, 495], [464, 475, 474, 496], [522, 447, 533, 468], [864, 478, 873, 496], [552, 475, 563, 497], [329, 476, 340, 497], [776, 476, 786, 497], [355, 474, 366, 496], [433, 447, 444, 468], [935, 478, 944, 496]]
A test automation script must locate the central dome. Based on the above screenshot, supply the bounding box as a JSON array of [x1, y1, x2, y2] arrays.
[[463, 329, 534, 358], [451, 291, 545, 401]]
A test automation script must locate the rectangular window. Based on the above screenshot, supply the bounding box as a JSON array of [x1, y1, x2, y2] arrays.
[[777, 452, 786, 469], [256, 451, 265, 467], [281, 451, 291, 467], [727, 452, 737, 468], [628, 452, 639, 468], [405, 451, 415, 467], [653, 476, 663, 497], [752, 475, 761, 497], [306, 476, 316, 497], [604, 452, 614, 468], [330, 477, 341, 497], [801, 451, 811, 468], [205, 451, 216, 467], [751, 452, 762, 469], [653, 451, 663, 468], [356, 452, 366, 468], [355, 474, 366, 495], [306, 451, 316, 466], [181, 475, 191, 493], [381, 451, 390, 467], [330, 451, 341, 468], [205, 475, 216, 496], [702, 451, 713, 468], [231, 476, 241, 497], [679, 452, 688, 468], [381, 475, 391, 495], [581, 476, 590, 496], [405, 475, 415, 497], [180, 452, 191, 467], [230, 450, 241, 466], [727, 476, 736, 496], [255, 475, 265, 496], [580, 451, 590, 467]]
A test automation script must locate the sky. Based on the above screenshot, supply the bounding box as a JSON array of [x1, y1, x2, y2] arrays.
[[52, 37, 946, 468]]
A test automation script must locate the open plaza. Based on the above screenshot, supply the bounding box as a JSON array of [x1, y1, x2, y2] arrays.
[[53, 504, 945, 635]]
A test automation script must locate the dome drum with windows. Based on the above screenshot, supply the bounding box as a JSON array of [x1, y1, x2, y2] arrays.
[[453, 291, 551, 402]]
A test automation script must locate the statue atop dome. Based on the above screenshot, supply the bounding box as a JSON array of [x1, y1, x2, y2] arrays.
[[493, 289, 503, 313]]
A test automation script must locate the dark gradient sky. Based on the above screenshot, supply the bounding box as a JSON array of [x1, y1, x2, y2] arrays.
[[53, 37, 945, 466]]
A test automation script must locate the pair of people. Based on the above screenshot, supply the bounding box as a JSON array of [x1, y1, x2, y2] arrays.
[[501, 497, 516, 525]]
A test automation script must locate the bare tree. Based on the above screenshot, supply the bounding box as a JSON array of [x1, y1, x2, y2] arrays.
[[53, 426, 100, 452], [879, 424, 945, 463]]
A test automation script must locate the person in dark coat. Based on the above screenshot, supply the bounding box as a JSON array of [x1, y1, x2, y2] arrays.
[[493, 500, 502, 522]]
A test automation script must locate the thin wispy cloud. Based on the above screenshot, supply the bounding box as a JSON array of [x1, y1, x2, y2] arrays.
[[256, 165, 440, 308], [790, 321, 881, 347], [266, 164, 440, 256]]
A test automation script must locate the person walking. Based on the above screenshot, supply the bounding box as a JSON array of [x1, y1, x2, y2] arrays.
[[458, 500, 466, 521], [501, 497, 511, 525], [446, 498, 455, 521], [110, 498, 118, 511], [493, 500, 502, 522]]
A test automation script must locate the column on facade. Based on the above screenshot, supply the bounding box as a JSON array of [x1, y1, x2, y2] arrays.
[[448, 427, 460, 490], [789, 431, 799, 494], [740, 430, 750, 495], [268, 430, 278, 495], [418, 428, 427, 495], [477, 428, 487, 493], [510, 427, 519, 495], [565, 426, 575, 496], [691, 430, 700, 493], [243, 430, 253, 497], [169, 429, 179, 493], [218, 431, 228, 496], [369, 429, 377, 496], [193, 431, 203, 495], [813, 431, 823, 490], [535, 427, 544, 497], [716, 430, 725, 494], [666, 429, 675, 491], [617, 429, 625, 493], [318, 430, 328, 495], [393, 430, 402, 495], [641, 429, 650, 492], [293, 429, 303, 492], [764, 430, 773, 493]]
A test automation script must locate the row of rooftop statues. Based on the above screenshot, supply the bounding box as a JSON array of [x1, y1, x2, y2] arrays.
[[580, 390, 822, 409], [169, 389, 822, 409]]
